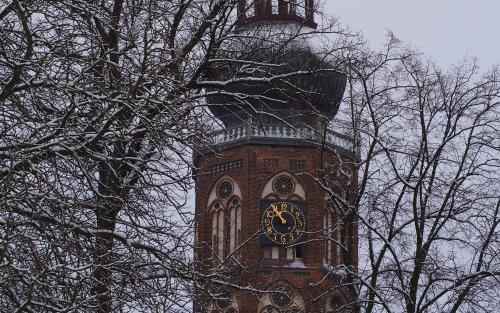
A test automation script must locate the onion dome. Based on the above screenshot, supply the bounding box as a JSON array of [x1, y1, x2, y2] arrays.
[[206, 0, 346, 129]]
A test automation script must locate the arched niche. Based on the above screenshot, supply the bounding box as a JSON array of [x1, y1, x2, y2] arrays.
[[326, 290, 352, 313], [206, 292, 240, 313], [207, 175, 243, 208], [261, 172, 306, 201], [257, 282, 306, 313], [207, 176, 243, 263], [260, 172, 306, 262], [323, 185, 345, 265]]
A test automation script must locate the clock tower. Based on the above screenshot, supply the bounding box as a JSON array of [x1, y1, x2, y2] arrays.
[[194, 1, 358, 312]]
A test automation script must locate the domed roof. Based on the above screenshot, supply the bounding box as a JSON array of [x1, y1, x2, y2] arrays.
[[206, 1, 346, 127]]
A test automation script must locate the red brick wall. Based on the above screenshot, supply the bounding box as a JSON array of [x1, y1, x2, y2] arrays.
[[194, 143, 358, 313]]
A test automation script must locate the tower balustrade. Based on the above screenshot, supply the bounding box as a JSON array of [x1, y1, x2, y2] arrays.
[[237, 0, 316, 28]]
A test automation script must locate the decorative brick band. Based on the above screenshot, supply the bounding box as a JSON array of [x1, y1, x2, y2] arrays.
[[199, 159, 244, 176]]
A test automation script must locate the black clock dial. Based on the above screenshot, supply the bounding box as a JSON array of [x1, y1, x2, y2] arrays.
[[261, 201, 306, 245]]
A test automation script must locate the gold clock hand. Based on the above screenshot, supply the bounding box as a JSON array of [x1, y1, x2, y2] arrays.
[[272, 204, 286, 224]]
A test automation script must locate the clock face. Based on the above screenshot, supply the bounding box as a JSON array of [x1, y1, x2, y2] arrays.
[[261, 201, 306, 246]]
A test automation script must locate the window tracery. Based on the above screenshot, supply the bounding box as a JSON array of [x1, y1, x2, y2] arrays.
[[229, 197, 242, 256], [324, 184, 345, 265], [217, 180, 233, 199], [257, 284, 305, 313], [207, 292, 239, 313], [208, 177, 242, 264], [272, 175, 295, 196], [261, 306, 302, 313], [326, 293, 347, 313], [271, 287, 293, 307], [262, 172, 304, 201]]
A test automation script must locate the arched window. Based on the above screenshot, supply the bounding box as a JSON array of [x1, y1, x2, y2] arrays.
[[207, 292, 239, 313], [324, 184, 345, 265], [289, 0, 297, 15], [211, 203, 224, 263], [261, 172, 306, 262], [217, 210, 224, 260], [327, 293, 346, 313], [207, 177, 242, 264], [257, 284, 305, 313], [229, 197, 242, 256]]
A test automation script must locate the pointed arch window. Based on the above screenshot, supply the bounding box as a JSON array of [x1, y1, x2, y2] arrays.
[[324, 204, 343, 265], [257, 285, 305, 313], [327, 293, 346, 313], [211, 203, 225, 263], [229, 197, 242, 257], [207, 292, 239, 313], [289, 0, 297, 15], [324, 184, 345, 265], [208, 177, 242, 265]]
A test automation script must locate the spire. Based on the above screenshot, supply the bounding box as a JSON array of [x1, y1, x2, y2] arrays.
[[237, 0, 317, 29]]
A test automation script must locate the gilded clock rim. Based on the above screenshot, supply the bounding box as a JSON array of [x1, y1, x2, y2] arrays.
[[261, 200, 306, 245]]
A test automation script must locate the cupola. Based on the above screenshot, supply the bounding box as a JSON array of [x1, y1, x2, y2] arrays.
[[206, 0, 347, 135], [237, 0, 317, 29]]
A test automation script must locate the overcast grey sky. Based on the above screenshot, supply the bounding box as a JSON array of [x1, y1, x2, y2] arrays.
[[325, 0, 500, 69]]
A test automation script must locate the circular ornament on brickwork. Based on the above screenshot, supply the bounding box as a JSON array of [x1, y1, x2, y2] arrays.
[[271, 287, 293, 307], [273, 176, 295, 196], [264, 306, 280, 313], [217, 180, 233, 199], [289, 307, 302, 313], [216, 293, 231, 309]]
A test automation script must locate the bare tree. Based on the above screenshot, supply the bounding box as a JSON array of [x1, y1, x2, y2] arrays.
[[318, 34, 500, 313], [2, 0, 498, 312], [0, 0, 239, 312], [0, 0, 357, 312]]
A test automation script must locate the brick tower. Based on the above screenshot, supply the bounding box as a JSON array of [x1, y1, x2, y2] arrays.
[[194, 1, 358, 312]]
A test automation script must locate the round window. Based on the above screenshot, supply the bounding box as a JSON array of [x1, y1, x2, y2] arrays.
[[273, 176, 295, 196], [264, 306, 280, 313], [217, 180, 233, 199], [216, 293, 231, 309], [271, 287, 293, 307]]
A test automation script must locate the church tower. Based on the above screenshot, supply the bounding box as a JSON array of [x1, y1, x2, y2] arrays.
[[194, 1, 358, 312]]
